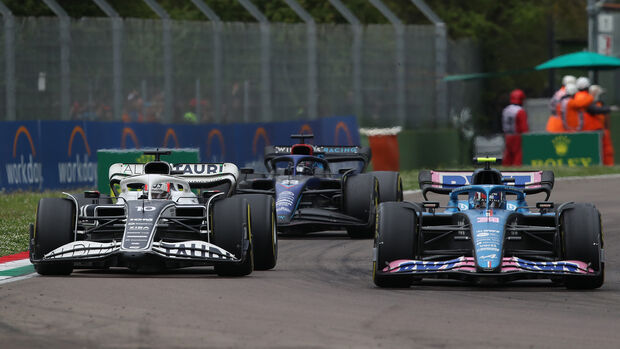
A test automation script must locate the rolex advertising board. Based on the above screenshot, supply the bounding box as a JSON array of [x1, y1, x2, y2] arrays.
[[522, 132, 602, 167]]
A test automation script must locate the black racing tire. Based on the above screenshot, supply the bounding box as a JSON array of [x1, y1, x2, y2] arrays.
[[369, 171, 403, 203], [234, 194, 277, 270], [212, 197, 254, 277], [373, 202, 418, 288], [561, 203, 604, 289], [32, 198, 75, 276], [344, 174, 379, 239]]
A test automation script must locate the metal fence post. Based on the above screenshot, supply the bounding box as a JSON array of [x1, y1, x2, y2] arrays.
[[190, 0, 222, 123], [238, 0, 272, 122], [42, 0, 70, 120], [283, 0, 317, 120], [143, 0, 173, 123], [369, 0, 405, 126], [195, 78, 201, 120], [0, 0, 15, 121], [411, 0, 447, 127], [92, 0, 123, 121], [328, 0, 362, 121]]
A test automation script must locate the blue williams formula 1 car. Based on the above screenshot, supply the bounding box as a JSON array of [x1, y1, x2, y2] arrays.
[[30, 150, 277, 276], [373, 158, 604, 289], [237, 134, 403, 238]]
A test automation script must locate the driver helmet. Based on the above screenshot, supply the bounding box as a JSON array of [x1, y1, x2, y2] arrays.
[[150, 182, 171, 199], [472, 192, 487, 208], [488, 192, 505, 208], [296, 161, 314, 175]]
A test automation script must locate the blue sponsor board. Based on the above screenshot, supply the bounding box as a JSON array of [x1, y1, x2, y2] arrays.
[[0, 116, 359, 191]]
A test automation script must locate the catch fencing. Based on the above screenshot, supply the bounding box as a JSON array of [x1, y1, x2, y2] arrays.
[[0, 16, 481, 128]]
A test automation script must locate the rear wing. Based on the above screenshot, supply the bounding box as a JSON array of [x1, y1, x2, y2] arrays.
[[418, 170, 554, 200], [109, 162, 239, 195], [264, 145, 371, 167]]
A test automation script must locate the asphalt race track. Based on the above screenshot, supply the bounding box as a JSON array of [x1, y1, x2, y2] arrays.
[[1, 176, 619, 348]]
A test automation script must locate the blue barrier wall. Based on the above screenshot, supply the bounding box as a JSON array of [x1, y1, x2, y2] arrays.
[[0, 116, 360, 191]]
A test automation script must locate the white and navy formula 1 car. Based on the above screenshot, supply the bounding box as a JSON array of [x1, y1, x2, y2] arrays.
[[237, 134, 402, 238], [373, 158, 604, 289], [30, 150, 277, 276]]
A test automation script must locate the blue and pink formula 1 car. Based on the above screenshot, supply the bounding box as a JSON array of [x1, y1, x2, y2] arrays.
[[373, 158, 604, 289]]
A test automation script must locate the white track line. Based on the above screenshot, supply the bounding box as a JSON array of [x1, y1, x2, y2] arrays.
[[0, 273, 37, 285], [555, 173, 620, 181], [0, 259, 32, 271]]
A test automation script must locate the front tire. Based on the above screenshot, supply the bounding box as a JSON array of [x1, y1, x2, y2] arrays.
[[373, 202, 418, 288], [31, 198, 75, 276], [212, 197, 254, 277], [234, 194, 277, 270], [344, 174, 378, 239], [561, 203, 604, 289]]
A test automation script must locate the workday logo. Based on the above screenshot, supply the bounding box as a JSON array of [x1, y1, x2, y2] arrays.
[[5, 126, 44, 187], [334, 121, 353, 146], [57, 126, 97, 185], [206, 128, 225, 161]]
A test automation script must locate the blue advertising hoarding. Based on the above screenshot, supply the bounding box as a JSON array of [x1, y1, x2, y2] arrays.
[[0, 116, 360, 191]]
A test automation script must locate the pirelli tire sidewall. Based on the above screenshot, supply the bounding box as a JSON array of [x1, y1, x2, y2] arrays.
[[344, 173, 378, 239], [233, 194, 277, 270], [560, 202, 604, 289], [373, 201, 418, 288], [32, 198, 75, 275], [212, 197, 253, 277], [369, 171, 403, 203]]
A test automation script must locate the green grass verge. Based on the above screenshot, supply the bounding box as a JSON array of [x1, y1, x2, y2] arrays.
[[3, 165, 620, 257], [0, 191, 64, 257]]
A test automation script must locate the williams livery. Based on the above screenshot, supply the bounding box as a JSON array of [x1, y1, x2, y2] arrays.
[[237, 134, 403, 238], [30, 150, 278, 276], [373, 158, 604, 289]]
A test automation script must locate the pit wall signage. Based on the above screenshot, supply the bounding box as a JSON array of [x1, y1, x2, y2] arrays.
[[0, 116, 359, 191], [522, 132, 602, 167]]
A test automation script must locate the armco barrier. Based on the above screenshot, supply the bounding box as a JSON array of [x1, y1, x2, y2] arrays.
[[0, 116, 359, 191]]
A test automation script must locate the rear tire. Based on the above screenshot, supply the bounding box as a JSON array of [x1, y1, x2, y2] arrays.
[[373, 202, 418, 288], [370, 171, 403, 203], [212, 197, 254, 277], [32, 198, 75, 276], [561, 203, 604, 289], [344, 174, 378, 239], [235, 194, 277, 270]]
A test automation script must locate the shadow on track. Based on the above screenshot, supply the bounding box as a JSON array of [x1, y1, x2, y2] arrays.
[[277, 230, 354, 240]]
